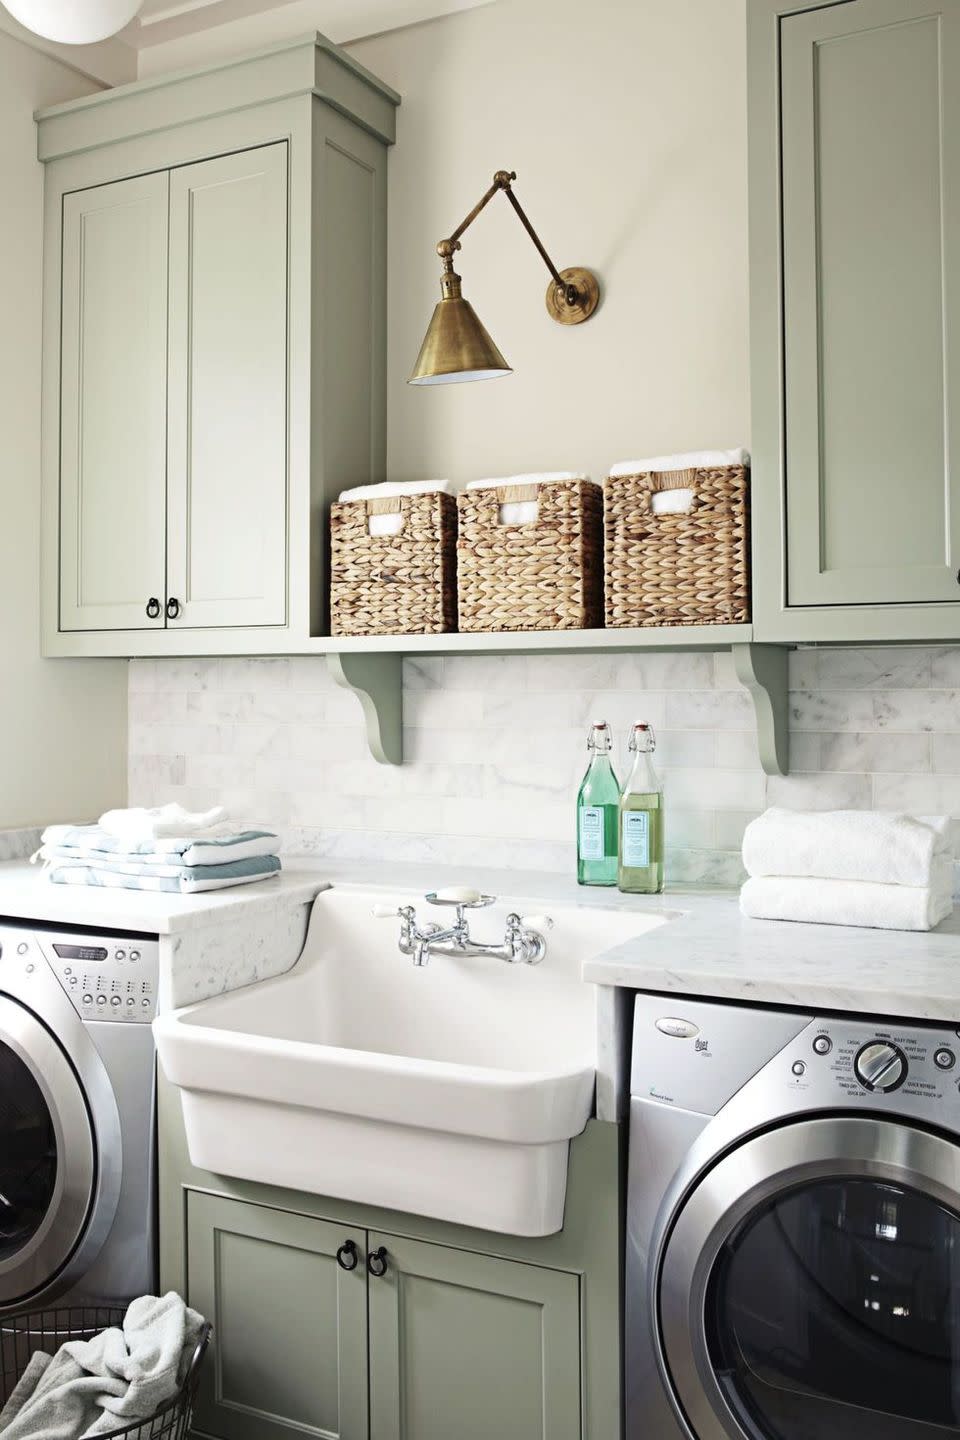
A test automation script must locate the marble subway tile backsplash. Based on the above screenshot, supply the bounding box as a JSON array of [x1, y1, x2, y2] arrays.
[[128, 646, 960, 887]]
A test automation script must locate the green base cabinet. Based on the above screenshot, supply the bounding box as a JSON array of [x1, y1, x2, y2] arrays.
[[160, 1078, 621, 1440], [187, 1194, 369, 1440], [748, 0, 960, 642], [367, 1233, 581, 1440]]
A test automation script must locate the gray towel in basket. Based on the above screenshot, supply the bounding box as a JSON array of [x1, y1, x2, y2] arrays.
[[0, 1293, 205, 1440]]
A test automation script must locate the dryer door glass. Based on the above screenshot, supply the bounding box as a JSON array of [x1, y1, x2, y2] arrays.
[[0, 1043, 57, 1260], [705, 1178, 960, 1438]]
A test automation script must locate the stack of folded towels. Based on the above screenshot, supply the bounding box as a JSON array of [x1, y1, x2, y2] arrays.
[[34, 804, 281, 895], [740, 808, 958, 932]]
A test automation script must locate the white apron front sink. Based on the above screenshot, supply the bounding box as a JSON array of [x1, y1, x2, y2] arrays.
[[154, 886, 665, 1235]]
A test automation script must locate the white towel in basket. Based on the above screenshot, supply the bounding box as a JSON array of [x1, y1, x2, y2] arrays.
[[466, 472, 589, 525]]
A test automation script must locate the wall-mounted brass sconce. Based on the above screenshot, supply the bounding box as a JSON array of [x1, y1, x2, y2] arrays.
[[408, 169, 601, 386]]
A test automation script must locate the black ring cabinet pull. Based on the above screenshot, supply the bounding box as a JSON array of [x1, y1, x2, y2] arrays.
[[165, 597, 181, 620], [336, 1240, 359, 1272], [146, 597, 161, 619], [367, 1246, 389, 1278]]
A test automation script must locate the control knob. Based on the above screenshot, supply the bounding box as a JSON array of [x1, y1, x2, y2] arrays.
[[855, 1041, 907, 1093]]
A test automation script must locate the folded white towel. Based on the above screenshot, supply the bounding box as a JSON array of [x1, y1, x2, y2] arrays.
[[99, 804, 229, 845], [740, 867, 954, 932], [742, 808, 957, 888], [337, 480, 451, 502], [607, 449, 749, 479], [465, 472, 588, 489]]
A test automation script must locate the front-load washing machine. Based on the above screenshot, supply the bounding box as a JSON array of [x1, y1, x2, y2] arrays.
[[627, 992, 960, 1440], [0, 920, 158, 1311]]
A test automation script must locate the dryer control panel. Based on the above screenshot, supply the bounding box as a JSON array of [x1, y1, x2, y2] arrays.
[[34, 930, 160, 1022]]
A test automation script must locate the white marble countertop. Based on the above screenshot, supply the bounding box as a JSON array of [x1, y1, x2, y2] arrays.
[[0, 860, 328, 935], [583, 896, 960, 1022]]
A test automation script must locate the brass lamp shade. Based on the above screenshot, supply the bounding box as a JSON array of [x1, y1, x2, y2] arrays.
[[408, 294, 511, 385]]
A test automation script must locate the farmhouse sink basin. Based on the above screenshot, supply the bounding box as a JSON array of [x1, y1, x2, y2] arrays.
[[154, 886, 666, 1235]]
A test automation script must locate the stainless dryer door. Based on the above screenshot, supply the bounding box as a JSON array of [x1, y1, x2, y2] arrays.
[[0, 996, 95, 1304], [658, 1116, 960, 1440]]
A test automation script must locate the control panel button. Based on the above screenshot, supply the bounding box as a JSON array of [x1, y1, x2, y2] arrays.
[[115, 950, 126, 961], [935, 1048, 956, 1071], [792, 1061, 806, 1077], [129, 950, 140, 962], [96, 995, 107, 1007], [82, 994, 93, 1005], [655, 1018, 700, 1039], [141, 999, 151, 1009], [813, 1035, 832, 1056], [127, 998, 135, 1007], [16, 944, 27, 956], [855, 1041, 908, 1093], [110, 996, 121, 1007]]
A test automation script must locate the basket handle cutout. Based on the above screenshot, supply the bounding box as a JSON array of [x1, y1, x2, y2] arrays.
[[365, 496, 405, 539], [494, 483, 540, 527], [648, 468, 697, 517]]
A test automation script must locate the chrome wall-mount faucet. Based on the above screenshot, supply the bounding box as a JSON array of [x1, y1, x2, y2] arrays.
[[373, 889, 553, 968]]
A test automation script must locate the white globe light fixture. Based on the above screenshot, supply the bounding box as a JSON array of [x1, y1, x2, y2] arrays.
[[2, 0, 143, 43]]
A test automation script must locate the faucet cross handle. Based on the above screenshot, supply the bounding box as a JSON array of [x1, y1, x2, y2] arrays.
[[504, 912, 553, 964]]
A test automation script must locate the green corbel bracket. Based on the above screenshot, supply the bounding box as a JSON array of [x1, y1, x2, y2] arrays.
[[326, 652, 403, 765], [732, 642, 791, 777]]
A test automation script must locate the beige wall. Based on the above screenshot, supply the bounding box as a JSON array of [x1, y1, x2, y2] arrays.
[[348, 0, 750, 485], [0, 29, 128, 827]]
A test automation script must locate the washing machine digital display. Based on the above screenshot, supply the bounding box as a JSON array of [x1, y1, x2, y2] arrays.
[[52, 945, 108, 962]]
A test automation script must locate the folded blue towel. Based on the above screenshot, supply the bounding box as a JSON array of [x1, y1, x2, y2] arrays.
[[46, 855, 281, 895]]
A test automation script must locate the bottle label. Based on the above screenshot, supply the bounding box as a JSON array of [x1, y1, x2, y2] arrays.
[[622, 811, 651, 868], [579, 807, 605, 861]]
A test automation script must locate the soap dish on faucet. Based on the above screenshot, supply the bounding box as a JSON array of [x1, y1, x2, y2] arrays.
[[426, 888, 496, 909]]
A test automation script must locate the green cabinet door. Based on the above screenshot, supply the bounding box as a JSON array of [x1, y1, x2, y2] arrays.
[[367, 1233, 582, 1440], [186, 1193, 368, 1440], [781, 0, 960, 607], [166, 142, 288, 630], [59, 172, 169, 632]]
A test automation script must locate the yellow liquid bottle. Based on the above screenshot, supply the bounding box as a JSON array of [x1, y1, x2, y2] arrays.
[[618, 722, 664, 894]]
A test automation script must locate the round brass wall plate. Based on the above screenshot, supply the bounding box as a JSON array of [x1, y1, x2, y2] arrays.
[[545, 266, 601, 325]]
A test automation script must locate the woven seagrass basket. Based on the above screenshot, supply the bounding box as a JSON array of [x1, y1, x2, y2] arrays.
[[603, 463, 750, 627], [457, 479, 604, 632], [330, 491, 457, 636]]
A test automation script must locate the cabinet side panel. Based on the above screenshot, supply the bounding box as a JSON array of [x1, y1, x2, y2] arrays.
[[311, 106, 388, 634], [60, 173, 169, 631]]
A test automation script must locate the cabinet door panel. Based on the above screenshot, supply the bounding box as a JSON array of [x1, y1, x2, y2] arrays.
[[167, 143, 288, 629], [368, 1233, 581, 1440], [60, 173, 169, 631], [186, 1193, 367, 1440], [782, 0, 960, 606]]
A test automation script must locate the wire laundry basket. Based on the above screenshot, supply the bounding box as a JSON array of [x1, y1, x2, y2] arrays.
[[0, 1307, 211, 1440]]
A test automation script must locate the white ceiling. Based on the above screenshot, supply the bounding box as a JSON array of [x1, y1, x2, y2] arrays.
[[0, 0, 494, 86]]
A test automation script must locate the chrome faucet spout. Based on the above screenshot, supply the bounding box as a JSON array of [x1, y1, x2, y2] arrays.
[[374, 893, 551, 968]]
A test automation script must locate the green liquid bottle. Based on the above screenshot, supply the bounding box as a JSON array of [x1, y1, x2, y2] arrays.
[[577, 721, 620, 887], [618, 722, 664, 894]]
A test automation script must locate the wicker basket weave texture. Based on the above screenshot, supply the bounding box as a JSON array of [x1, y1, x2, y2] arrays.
[[603, 464, 750, 628], [456, 479, 604, 633], [330, 491, 458, 636]]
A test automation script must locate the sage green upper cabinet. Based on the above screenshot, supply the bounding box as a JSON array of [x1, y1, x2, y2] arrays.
[[59, 173, 169, 632], [748, 0, 960, 641], [367, 1233, 582, 1440], [187, 1192, 368, 1440], [166, 144, 288, 630], [38, 36, 398, 657]]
